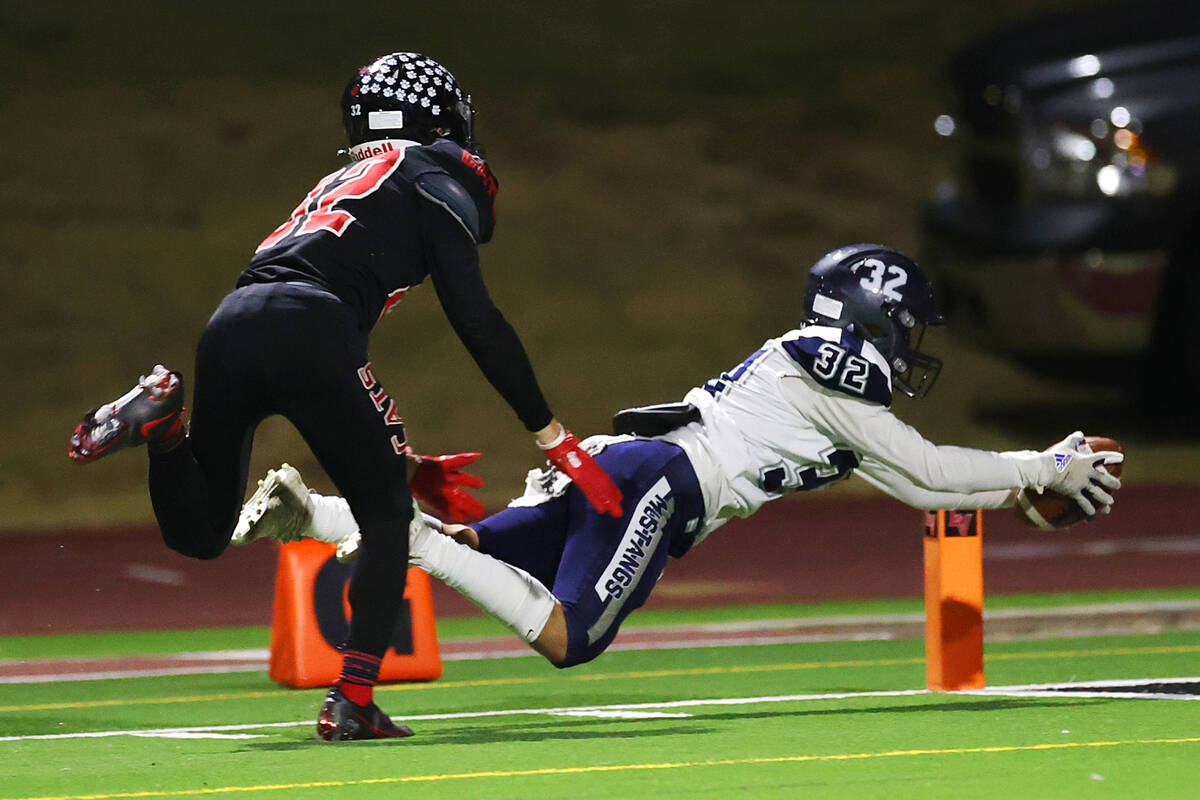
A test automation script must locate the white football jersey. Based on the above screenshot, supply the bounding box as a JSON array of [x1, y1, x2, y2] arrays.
[[660, 326, 1052, 543]]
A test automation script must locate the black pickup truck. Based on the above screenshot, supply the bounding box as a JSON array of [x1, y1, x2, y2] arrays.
[[921, 2, 1200, 400]]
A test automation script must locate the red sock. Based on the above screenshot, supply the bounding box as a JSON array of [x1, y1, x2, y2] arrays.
[[336, 649, 382, 706], [336, 680, 373, 706]]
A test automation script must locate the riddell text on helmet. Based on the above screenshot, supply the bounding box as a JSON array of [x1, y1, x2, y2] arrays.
[[350, 141, 399, 162]]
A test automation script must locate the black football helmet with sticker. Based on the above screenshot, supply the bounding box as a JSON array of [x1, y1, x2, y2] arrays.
[[802, 244, 945, 398], [341, 52, 477, 159]]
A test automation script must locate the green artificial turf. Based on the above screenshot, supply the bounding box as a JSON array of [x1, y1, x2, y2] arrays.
[[3, 587, 1195, 661], [3, 601, 1200, 799]]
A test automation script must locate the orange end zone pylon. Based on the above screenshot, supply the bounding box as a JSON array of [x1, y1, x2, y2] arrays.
[[923, 509, 984, 691], [268, 539, 441, 689]]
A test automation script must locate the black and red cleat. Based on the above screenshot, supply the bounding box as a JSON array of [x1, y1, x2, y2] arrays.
[[316, 687, 414, 741], [68, 365, 185, 463]]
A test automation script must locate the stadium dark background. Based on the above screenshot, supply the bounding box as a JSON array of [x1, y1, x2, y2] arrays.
[[6, 0, 1177, 532]]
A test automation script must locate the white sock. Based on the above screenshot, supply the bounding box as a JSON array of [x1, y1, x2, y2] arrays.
[[306, 493, 361, 544], [302, 496, 553, 641], [410, 518, 556, 643], [307, 495, 442, 542]]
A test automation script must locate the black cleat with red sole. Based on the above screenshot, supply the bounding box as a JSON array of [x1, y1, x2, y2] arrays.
[[316, 687, 414, 741]]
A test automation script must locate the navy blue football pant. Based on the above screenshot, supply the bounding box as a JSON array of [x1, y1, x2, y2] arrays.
[[147, 281, 412, 658], [473, 440, 704, 667]]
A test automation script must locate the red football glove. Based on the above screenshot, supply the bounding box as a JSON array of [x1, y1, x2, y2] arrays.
[[540, 430, 624, 517], [409, 452, 486, 522]]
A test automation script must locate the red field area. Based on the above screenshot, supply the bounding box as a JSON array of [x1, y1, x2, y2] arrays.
[[2, 485, 1197, 636]]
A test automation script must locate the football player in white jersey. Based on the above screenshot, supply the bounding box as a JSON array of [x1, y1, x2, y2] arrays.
[[235, 243, 1123, 669]]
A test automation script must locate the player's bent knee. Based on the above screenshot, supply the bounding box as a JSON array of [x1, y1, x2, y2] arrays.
[[162, 535, 228, 560], [555, 646, 600, 669], [533, 637, 569, 667], [528, 602, 569, 666], [555, 604, 609, 669]]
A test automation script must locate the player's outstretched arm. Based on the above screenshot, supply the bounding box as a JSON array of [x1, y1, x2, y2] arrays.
[[855, 455, 1019, 510], [790, 376, 1121, 517]]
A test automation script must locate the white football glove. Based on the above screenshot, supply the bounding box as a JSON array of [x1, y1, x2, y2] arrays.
[[1044, 431, 1123, 516]]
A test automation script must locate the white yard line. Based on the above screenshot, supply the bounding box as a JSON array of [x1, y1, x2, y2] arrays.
[[10, 679, 1198, 743], [0, 630, 895, 684], [0, 664, 268, 684], [968, 677, 1200, 701], [0, 689, 933, 742], [439, 630, 895, 663]]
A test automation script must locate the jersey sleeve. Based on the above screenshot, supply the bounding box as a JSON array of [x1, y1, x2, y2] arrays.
[[778, 374, 1054, 495], [419, 200, 553, 432], [854, 454, 1018, 510]]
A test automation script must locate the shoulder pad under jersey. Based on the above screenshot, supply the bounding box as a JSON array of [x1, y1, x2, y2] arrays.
[[781, 328, 893, 406], [412, 140, 498, 244]]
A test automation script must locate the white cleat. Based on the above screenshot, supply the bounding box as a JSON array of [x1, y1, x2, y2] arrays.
[[232, 463, 313, 546]]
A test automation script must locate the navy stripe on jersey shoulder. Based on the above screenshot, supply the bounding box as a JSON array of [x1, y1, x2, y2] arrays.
[[416, 172, 483, 242], [782, 331, 892, 406]]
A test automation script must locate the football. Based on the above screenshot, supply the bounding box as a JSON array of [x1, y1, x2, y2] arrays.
[[1015, 435, 1124, 530]]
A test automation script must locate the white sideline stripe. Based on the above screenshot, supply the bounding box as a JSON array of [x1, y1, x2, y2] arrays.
[[967, 676, 1200, 702], [0, 631, 894, 684], [607, 632, 894, 650], [442, 631, 894, 663], [606, 599, 1200, 633], [8, 679, 1198, 743], [986, 537, 1200, 560], [5, 599, 1195, 683], [174, 648, 270, 661], [130, 732, 268, 740], [0, 690, 931, 742], [0, 664, 266, 684], [546, 710, 693, 719]]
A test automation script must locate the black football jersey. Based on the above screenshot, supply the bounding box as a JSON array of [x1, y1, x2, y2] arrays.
[[240, 139, 498, 330], [238, 141, 552, 432]]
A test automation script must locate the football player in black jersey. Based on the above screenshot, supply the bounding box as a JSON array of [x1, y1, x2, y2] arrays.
[[68, 52, 623, 741]]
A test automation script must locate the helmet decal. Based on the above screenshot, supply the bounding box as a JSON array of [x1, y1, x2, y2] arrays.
[[368, 110, 406, 131], [811, 293, 844, 319], [853, 258, 909, 302]]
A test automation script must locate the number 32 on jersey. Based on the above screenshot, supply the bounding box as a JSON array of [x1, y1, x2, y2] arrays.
[[256, 149, 404, 252], [812, 342, 869, 396]]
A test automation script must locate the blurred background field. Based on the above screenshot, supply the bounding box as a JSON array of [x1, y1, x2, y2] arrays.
[[1, 0, 1189, 531]]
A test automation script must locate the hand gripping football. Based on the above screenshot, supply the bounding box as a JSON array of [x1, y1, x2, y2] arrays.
[[1015, 435, 1124, 530]]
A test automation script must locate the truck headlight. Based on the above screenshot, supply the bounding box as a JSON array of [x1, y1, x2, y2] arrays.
[[1026, 108, 1178, 199]]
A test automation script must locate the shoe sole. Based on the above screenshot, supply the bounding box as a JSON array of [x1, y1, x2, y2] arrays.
[[232, 464, 299, 544], [316, 706, 414, 741]]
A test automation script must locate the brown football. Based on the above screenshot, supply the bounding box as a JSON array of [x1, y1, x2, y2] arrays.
[[1015, 435, 1124, 530]]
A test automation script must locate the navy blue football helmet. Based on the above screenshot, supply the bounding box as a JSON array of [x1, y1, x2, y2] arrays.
[[803, 244, 945, 398], [341, 52, 477, 158]]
